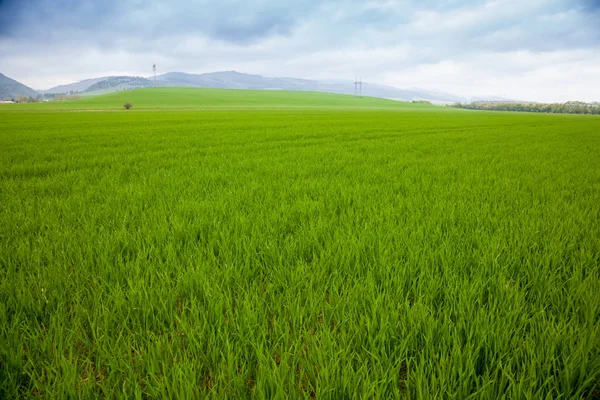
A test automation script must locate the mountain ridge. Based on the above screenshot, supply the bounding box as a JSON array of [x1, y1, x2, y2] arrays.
[[0, 73, 40, 99], [38, 70, 467, 103], [152, 71, 469, 103], [30, 70, 511, 103]]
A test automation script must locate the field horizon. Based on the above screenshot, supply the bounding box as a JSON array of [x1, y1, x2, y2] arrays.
[[1, 87, 440, 111]]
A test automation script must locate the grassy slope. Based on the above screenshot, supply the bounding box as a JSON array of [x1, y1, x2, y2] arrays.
[[1, 109, 599, 398], [4, 87, 436, 110]]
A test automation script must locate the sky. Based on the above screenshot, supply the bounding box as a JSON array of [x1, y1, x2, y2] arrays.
[[0, 0, 599, 102]]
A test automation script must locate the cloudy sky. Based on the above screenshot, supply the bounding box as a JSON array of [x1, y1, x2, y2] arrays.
[[0, 0, 599, 102]]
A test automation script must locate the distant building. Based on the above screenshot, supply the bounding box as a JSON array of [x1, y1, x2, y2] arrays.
[[0, 100, 15, 104]]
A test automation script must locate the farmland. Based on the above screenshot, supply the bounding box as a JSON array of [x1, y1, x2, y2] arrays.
[[6, 87, 434, 110], [1, 89, 600, 398]]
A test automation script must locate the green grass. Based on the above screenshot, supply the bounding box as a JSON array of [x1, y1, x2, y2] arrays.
[[6, 87, 435, 110], [1, 104, 599, 398]]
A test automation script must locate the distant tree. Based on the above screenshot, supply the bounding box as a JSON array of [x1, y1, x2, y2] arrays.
[[450, 100, 600, 115], [124, 103, 133, 110], [52, 94, 82, 102]]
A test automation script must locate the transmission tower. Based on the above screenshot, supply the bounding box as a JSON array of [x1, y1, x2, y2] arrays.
[[354, 77, 363, 97], [359, 77, 362, 97]]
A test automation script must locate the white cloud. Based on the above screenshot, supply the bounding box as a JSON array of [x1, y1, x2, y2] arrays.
[[383, 49, 600, 102]]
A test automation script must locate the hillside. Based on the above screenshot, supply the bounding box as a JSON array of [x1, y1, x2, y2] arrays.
[[84, 76, 153, 93], [154, 71, 464, 103], [39, 71, 469, 103], [43, 76, 153, 96], [41, 77, 110, 94], [7, 87, 438, 110], [0, 73, 39, 99]]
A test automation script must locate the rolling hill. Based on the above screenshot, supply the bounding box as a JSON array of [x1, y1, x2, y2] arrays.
[[0, 73, 39, 99], [7, 87, 438, 110], [40, 71, 468, 103], [40, 77, 109, 95], [83, 76, 153, 92], [153, 71, 464, 103], [43, 76, 153, 96]]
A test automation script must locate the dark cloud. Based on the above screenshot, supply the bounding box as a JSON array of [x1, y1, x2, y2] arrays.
[[1, 0, 599, 48], [0, 0, 317, 43], [581, 0, 600, 11], [0, 0, 119, 36], [0, 0, 21, 34]]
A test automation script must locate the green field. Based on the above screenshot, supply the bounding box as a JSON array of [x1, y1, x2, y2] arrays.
[[7, 87, 434, 110], [1, 89, 599, 398]]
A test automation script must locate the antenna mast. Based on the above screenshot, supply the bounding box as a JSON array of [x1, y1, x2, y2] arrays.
[[153, 64, 157, 87]]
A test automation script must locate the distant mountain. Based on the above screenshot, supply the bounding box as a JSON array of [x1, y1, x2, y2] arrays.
[[153, 71, 467, 103], [470, 96, 516, 103], [0, 73, 39, 99], [39, 71, 504, 103], [42, 76, 153, 95], [42, 77, 110, 94], [154, 71, 315, 90], [84, 76, 152, 92]]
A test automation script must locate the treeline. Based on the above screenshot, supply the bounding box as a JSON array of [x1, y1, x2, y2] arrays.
[[8, 95, 41, 103], [4, 94, 82, 103], [451, 101, 600, 115], [49, 94, 83, 102]]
